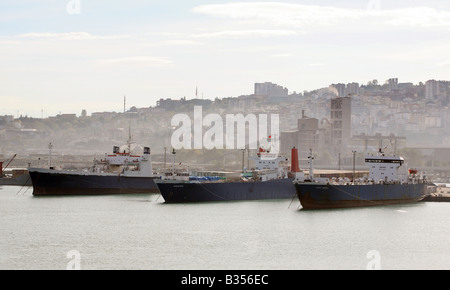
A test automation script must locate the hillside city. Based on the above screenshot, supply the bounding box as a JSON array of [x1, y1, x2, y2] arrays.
[[1, 78, 450, 180]]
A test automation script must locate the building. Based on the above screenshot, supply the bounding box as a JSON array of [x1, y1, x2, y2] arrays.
[[330, 97, 352, 154], [0, 115, 14, 125], [48, 114, 77, 121], [398, 82, 414, 89], [426, 80, 438, 100], [330, 83, 346, 97], [388, 78, 399, 91], [136, 107, 166, 114], [156, 98, 186, 111], [425, 80, 450, 101], [280, 131, 299, 156], [91, 111, 118, 121], [224, 95, 257, 112], [156, 97, 213, 111], [330, 83, 359, 97], [346, 82, 360, 96], [350, 133, 407, 154], [254, 82, 288, 98], [280, 111, 319, 158], [297, 116, 319, 157]]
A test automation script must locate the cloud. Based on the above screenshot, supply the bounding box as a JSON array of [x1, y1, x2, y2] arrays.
[[192, 2, 450, 29], [192, 2, 356, 27], [0, 40, 21, 45], [95, 56, 173, 66], [381, 7, 450, 27], [270, 53, 294, 58], [437, 60, 450, 67], [193, 30, 297, 38], [18, 32, 129, 40], [145, 39, 204, 47], [19, 32, 93, 40], [308, 63, 326, 67]]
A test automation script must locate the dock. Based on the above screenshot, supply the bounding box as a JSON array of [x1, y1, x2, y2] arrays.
[[422, 186, 450, 202]]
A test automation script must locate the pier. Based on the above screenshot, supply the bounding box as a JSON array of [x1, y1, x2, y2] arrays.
[[422, 186, 450, 203]]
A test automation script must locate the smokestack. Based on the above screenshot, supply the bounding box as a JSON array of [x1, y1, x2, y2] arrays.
[[291, 147, 301, 173]]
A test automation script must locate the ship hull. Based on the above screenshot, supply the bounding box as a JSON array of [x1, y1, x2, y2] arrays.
[[295, 182, 428, 210], [0, 174, 32, 186], [29, 168, 159, 196], [157, 178, 296, 203]]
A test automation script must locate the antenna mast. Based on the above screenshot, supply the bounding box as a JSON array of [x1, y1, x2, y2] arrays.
[[127, 125, 133, 153]]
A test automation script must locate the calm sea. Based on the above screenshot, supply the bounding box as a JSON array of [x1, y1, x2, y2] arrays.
[[0, 185, 449, 270]]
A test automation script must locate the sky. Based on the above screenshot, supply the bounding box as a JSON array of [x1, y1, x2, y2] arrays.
[[1, 0, 450, 117]]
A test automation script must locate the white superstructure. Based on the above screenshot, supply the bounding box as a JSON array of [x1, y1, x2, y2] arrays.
[[98, 146, 153, 177], [248, 148, 288, 182], [365, 150, 407, 183]]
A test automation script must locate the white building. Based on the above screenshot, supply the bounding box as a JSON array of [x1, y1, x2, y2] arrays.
[[331, 97, 352, 153]]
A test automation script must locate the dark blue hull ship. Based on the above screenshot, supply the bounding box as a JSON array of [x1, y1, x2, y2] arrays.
[[295, 148, 430, 210], [157, 147, 299, 203], [295, 182, 428, 209], [157, 178, 296, 203]]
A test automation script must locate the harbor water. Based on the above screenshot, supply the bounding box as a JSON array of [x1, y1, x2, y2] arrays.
[[0, 185, 449, 270]]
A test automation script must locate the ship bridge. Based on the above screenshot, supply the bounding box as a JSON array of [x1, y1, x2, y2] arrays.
[[365, 154, 407, 183], [365, 156, 405, 166]]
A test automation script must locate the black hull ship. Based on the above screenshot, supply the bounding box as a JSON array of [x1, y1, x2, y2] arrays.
[[295, 149, 430, 210], [29, 141, 158, 196], [29, 168, 158, 196]]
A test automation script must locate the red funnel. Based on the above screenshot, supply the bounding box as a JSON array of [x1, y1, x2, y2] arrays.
[[291, 147, 301, 173]]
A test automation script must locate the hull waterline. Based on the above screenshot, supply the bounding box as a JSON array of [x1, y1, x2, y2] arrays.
[[295, 182, 428, 210], [157, 178, 296, 203], [29, 169, 159, 196]]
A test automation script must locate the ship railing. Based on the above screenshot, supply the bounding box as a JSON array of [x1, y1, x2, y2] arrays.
[[407, 177, 428, 184]]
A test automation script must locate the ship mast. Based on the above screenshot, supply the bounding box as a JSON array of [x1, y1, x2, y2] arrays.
[[172, 148, 176, 177], [308, 148, 314, 181], [48, 143, 53, 169], [127, 125, 133, 154]]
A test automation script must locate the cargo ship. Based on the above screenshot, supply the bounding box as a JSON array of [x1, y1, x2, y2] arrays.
[[0, 154, 32, 186], [156, 148, 300, 203], [294, 149, 430, 209], [29, 140, 159, 196], [0, 169, 32, 186]]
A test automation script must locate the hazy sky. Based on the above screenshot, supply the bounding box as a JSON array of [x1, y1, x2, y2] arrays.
[[2, 0, 450, 117]]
